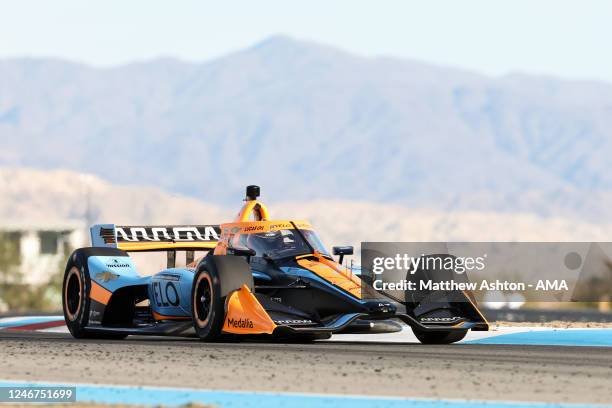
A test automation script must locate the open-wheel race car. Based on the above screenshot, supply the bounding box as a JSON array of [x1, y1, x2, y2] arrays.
[[62, 186, 488, 343]]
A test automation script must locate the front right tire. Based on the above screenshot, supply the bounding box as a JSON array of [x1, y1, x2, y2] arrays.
[[191, 266, 226, 341]]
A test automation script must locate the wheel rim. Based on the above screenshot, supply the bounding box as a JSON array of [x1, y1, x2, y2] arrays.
[[194, 273, 213, 328], [65, 267, 82, 321]]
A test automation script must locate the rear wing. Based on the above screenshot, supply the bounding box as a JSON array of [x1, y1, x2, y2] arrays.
[[90, 224, 220, 252]]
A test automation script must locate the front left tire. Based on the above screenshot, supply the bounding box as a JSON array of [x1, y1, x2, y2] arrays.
[[63, 263, 89, 338], [62, 248, 127, 340]]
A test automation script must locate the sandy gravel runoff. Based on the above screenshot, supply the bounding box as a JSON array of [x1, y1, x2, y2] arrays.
[[0, 332, 611, 405]]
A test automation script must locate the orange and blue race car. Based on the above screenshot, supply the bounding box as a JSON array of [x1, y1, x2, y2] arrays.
[[62, 186, 488, 343]]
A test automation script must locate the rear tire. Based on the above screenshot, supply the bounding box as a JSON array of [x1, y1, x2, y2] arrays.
[[191, 266, 225, 341], [413, 329, 467, 344]]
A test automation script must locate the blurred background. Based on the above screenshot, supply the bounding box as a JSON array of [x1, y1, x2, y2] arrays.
[[0, 0, 611, 317]]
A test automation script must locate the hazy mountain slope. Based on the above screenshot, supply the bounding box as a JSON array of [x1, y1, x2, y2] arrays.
[[1, 168, 609, 248], [1, 36, 612, 221], [0, 167, 228, 226]]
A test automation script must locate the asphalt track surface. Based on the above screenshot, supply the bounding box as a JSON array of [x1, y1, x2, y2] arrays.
[[1, 331, 611, 405]]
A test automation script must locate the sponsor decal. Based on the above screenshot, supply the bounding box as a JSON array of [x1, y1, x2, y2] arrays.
[[273, 319, 314, 325], [115, 226, 220, 242], [152, 281, 181, 307], [95, 271, 119, 283], [269, 222, 292, 230], [226, 317, 254, 329], [243, 225, 265, 232], [106, 259, 130, 268], [420, 316, 463, 323]]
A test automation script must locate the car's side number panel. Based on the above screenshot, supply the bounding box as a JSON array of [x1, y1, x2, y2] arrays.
[[152, 280, 181, 307]]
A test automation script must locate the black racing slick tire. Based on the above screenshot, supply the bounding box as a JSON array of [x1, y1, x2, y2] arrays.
[[62, 260, 89, 338], [191, 266, 225, 341], [413, 329, 468, 344], [62, 248, 127, 340], [191, 254, 254, 341]]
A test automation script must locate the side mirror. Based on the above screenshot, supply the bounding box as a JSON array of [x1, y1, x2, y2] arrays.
[[332, 246, 354, 264]]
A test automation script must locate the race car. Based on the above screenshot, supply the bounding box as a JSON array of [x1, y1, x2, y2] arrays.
[[62, 185, 489, 343]]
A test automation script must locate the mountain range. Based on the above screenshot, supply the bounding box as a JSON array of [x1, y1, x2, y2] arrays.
[[2, 168, 610, 247], [1, 36, 611, 222]]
